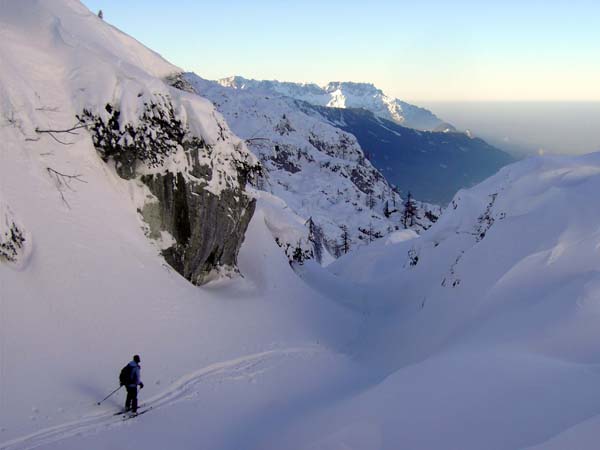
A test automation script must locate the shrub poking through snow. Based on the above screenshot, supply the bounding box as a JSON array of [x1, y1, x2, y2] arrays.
[[78, 99, 206, 179], [474, 193, 505, 242], [0, 205, 26, 263]]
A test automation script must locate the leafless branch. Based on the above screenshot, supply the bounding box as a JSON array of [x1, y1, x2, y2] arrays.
[[35, 123, 90, 145], [36, 123, 88, 135], [35, 106, 60, 112], [43, 132, 74, 145], [245, 137, 271, 143], [46, 167, 87, 208]]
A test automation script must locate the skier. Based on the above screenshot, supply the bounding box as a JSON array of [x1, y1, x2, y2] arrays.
[[121, 354, 144, 414]]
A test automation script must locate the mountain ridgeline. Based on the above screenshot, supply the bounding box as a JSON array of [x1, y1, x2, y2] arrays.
[[180, 73, 439, 262], [217, 76, 453, 131], [213, 75, 514, 205], [0, 0, 259, 285], [301, 104, 515, 204]]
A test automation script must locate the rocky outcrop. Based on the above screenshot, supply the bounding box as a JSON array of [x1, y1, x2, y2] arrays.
[[79, 99, 190, 180], [81, 95, 259, 285], [141, 171, 255, 284]]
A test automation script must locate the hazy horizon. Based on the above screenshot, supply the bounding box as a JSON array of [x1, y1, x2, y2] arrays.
[[420, 101, 600, 158]]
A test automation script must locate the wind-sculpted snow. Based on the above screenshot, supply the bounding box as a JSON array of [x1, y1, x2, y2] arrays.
[[292, 152, 600, 449]]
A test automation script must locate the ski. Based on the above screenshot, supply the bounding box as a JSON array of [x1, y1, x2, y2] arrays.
[[122, 407, 152, 420], [113, 403, 147, 416]]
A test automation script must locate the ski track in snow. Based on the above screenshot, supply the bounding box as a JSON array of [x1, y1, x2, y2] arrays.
[[0, 347, 320, 450]]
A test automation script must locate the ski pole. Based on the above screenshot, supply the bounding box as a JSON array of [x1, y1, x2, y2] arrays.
[[97, 386, 122, 405]]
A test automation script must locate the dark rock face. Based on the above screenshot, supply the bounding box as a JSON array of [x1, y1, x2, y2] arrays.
[[81, 97, 258, 285], [141, 172, 255, 285], [270, 145, 301, 174]]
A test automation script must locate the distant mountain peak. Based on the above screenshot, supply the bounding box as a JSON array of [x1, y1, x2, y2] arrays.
[[216, 75, 448, 131]]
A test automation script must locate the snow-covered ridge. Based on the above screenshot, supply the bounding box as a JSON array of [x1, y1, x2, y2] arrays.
[[0, 0, 258, 284], [281, 151, 600, 449], [217, 75, 451, 131], [0, 0, 178, 80], [185, 73, 437, 261]]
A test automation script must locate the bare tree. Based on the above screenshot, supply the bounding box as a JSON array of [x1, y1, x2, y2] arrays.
[[31, 123, 89, 145], [46, 167, 87, 208]]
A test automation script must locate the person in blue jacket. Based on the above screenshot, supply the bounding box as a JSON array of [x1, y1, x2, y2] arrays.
[[123, 354, 144, 413]]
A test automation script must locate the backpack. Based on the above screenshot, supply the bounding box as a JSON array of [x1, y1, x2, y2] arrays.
[[119, 364, 133, 386]]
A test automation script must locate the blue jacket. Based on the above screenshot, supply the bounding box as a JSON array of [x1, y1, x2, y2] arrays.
[[126, 360, 142, 387]]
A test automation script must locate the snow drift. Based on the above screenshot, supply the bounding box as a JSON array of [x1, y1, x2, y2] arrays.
[[282, 153, 600, 450]]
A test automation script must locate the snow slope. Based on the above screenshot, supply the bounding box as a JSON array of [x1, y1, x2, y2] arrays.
[[278, 152, 600, 450], [0, 0, 262, 287], [5, 2, 600, 450], [0, 1, 359, 447], [218, 76, 452, 131]]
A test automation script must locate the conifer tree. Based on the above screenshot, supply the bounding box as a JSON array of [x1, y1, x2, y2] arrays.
[[384, 200, 391, 218], [367, 222, 375, 243], [306, 217, 323, 263], [402, 191, 418, 229], [339, 225, 350, 255], [366, 191, 376, 209], [292, 240, 305, 264]]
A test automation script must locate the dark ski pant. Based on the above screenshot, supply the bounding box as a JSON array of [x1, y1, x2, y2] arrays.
[[125, 386, 138, 413]]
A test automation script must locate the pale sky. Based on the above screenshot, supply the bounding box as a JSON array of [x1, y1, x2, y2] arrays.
[[82, 0, 600, 102]]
